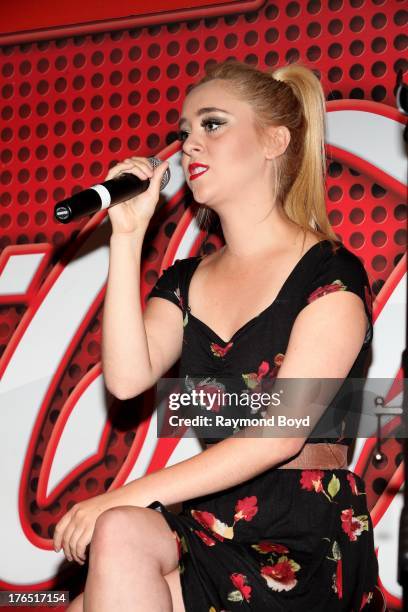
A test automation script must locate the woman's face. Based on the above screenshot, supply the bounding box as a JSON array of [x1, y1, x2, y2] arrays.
[[178, 79, 269, 210]]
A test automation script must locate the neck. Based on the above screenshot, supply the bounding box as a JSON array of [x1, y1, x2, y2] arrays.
[[217, 203, 304, 261]]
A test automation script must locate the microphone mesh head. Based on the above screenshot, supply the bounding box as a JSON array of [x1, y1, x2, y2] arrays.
[[148, 156, 171, 191]]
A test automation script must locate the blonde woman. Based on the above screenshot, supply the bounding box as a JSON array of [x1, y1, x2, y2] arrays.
[[55, 60, 378, 611]]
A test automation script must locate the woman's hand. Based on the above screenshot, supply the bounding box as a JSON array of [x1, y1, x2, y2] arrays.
[[105, 156, 169, 235], [53, 493, 112, 565]]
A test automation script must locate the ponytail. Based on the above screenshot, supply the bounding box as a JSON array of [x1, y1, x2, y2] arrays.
[[271, 64, 338, 248]]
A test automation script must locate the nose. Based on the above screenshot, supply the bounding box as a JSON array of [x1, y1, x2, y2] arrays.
[[181, 131, 204, 158]]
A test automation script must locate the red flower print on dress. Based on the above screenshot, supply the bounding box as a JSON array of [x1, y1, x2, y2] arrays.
[[260, 556, 300, 591], [242, 354, 285, 392], [192, 496, 259, 541], [234, 496, 258, 522], [347, 472, 365, 496], [194, 530, 217, 546], [190, 509, 232, 540], [210, 341, 234, 358], [335, 558, 343, 599], [300, 469, 325, 492], [300, 470, 340, 502], [359, 591, 374, 610], [341, 508, 369, 541], [227, 573, 252, 603], [252, 541, 289, 555], [307, 279, 347, 303]]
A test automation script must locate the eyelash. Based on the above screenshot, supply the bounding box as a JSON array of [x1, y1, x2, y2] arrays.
[[176, 118, 226, 142]]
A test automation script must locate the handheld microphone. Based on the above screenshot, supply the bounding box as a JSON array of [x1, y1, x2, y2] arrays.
[[54, 157, 170, 224]]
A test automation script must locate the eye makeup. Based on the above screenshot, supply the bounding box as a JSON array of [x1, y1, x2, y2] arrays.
[[176, 117, 227, 142]]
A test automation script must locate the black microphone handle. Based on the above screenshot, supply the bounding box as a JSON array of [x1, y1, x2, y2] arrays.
[[54, 173, 150, 224], [54, 156, 170, 224]]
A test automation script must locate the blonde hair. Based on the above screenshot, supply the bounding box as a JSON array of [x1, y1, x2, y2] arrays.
[[188, 60, 339, 250]]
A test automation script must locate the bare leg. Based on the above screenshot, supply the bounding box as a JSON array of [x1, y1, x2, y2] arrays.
[[66, 593, 84, 612], [164, 568, 186, 612], [67, 570, 185, 612], [82, 506, 182, 612]]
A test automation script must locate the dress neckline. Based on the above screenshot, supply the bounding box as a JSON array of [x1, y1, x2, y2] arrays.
[[185, 239, 334, 346]]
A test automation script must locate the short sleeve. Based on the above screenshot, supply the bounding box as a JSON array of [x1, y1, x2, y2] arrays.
[[147, 259, 184, 311], [301, 246, 373, 347]]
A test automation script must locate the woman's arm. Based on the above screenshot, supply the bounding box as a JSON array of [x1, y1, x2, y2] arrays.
[[101, 156, 183, 399], [102, 229, 152, 397], [102, 229, 184, 398]]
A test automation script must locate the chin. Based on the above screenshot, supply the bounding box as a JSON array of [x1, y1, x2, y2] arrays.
[[192, 193, 210, 205], [189, 187, 212, 205]]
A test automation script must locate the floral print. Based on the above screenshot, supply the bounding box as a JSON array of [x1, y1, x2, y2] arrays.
[[210, 341, 234, 358], [155, 467, 377, 609], [334, 557, 343, 599], [189, 496, 302, 596], [191, 509, 233, 540], [194, 530, 217, 547], [252, 541, 289, 555], [300, 469, 325, 493], [234, 496, 258, 522], [347, 472, 366, 496], [191, 496, 258, 541], [242, 354, 285, 392], [228, 573, 252, 603], [301, 471, 370, 545], [260, 557, 300, 591], [300, 469, 340, 502], [307, 279, 348, 303], [341, 508, 369, 542]]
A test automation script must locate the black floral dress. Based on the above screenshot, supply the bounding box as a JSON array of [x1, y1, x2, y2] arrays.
[[146, 239, 379, 611]]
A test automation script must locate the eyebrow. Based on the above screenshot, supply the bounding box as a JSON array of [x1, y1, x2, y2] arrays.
[[178, 107, 231, 128]]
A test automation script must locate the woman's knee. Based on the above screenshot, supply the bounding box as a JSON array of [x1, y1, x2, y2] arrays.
[[90, 505, 179, 573], [93, 506, 133, 535], [91, 506, 140, 554]]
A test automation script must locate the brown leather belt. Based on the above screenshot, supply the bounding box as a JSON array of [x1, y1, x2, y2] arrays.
[[204, 441, 348, 470], [276, 442, 348, 470]]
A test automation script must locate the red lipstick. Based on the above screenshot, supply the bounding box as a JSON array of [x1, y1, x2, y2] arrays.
[[188, 163, 209, 180]]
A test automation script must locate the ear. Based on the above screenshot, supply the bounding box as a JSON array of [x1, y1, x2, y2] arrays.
[[264, 125, 291, 159]]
